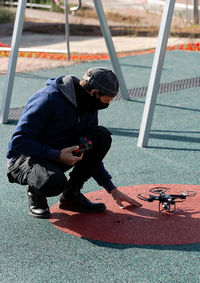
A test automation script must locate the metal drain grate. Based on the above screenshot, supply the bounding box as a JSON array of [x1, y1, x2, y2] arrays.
[[8, 76, 200, 120], [120, 76, 200, 100]]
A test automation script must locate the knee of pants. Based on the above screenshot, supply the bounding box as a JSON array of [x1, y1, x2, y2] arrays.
[[87, 126, 112, 151], [40, 173, 68, 197]]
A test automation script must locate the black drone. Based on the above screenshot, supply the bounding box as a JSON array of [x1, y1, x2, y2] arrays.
[[137, 187, 197, 213]]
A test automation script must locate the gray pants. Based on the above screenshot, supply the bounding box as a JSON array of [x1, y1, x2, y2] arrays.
[[7, 156, 69, 196]]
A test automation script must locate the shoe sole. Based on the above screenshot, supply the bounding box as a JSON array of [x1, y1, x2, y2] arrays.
[[28, 211, 51, 219]]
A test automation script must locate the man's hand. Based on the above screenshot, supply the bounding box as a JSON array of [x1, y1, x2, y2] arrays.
[[59, 146, 83, 166], [111, 188, 142, 209]]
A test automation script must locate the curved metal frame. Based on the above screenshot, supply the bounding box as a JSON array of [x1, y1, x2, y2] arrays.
[[70, 0, 81, 13]]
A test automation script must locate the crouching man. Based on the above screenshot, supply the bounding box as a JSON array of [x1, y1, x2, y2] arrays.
[[7, 67, 141, 218]]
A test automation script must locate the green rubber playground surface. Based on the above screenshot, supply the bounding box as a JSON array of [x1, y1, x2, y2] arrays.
[[1, 50, 200, 282]]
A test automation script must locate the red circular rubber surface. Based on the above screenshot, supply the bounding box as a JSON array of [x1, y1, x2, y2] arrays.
[[50, 184, 200, 245]]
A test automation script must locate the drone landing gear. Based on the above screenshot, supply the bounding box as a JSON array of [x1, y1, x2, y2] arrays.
[[159, 201, 176, 213]]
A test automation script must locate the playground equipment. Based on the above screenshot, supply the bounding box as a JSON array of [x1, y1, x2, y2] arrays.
[[0, 0, 129, 124], [137, 0, 176, 148], [70, 0, 82, 14], [65, 0, 82, 60]]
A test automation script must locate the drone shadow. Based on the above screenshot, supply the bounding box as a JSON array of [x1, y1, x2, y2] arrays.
[[125, 203, 200, 217], [50, 204, 200, 251]]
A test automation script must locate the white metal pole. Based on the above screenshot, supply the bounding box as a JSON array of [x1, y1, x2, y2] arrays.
[[186, 0, 189, 24], [93, 0, 129, 100], [0, 0, 27, 124], [137, 0, 176, 148], [64, 0, 70, 61]]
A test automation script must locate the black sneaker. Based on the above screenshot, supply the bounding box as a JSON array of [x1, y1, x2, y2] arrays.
[[58, 193, 106, 213], [27, 187, 50, 219]]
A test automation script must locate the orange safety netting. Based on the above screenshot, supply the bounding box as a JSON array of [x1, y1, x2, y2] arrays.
[[1, 42, 200, 61]]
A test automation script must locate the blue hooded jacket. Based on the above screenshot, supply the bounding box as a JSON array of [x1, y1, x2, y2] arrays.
[[7, 75, 116, 193]]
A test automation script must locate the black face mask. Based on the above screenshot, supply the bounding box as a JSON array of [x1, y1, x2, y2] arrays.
[[75, 83, 109, 114]]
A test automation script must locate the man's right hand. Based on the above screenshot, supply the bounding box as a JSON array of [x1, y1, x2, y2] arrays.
[[59, 146, 83, 166]]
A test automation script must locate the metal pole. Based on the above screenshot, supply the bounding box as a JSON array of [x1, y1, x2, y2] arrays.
[[137, 0, 176, 148], [193, 0, 199, 24], [0, 0, 27, 124], [93, 0, 129, 100], [64, 0, 70, 61], [186, 0, 189, 24]]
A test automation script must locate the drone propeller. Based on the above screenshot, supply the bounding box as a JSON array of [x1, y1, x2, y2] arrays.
[[149, 187, 169, 194], [181, 191, 197, 197]]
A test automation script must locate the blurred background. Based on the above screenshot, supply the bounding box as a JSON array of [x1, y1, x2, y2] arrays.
[[0, 0, 199, 39]]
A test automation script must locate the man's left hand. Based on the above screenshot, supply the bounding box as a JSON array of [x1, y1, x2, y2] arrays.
[[111, 188, 142, 209]]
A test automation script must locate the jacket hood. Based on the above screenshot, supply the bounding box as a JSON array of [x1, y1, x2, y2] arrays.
[[46, 76, 80, 107]]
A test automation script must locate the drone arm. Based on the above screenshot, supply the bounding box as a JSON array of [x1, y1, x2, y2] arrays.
[[170, 191, 197, 199], [170, 194, 186, 199], [137, 194, 154, 202]]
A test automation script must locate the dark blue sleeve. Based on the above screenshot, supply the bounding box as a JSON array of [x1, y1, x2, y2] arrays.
[[92, 162, 116, 193], [7, 93, 60, 161], [89, 111, 98, 127]]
